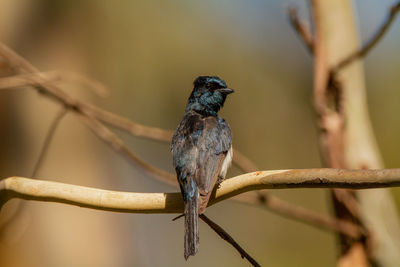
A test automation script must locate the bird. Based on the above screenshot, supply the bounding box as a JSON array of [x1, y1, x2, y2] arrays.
[[171, 76, 234, 259]]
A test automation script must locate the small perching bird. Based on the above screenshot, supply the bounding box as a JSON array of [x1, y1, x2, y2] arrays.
[[171, 76, 234, 259]]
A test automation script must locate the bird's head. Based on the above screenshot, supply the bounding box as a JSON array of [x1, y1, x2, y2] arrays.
[[187, 76, 234, 115]]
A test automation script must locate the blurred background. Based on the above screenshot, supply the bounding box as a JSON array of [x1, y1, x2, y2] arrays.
[[0, 0, 399, 266]]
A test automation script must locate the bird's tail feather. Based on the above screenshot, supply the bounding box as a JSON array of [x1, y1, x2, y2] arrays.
[[184, 188, 199, 260]]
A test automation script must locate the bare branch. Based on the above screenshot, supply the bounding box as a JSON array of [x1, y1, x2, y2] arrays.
[[0, 71, 109, 97], [77, 113, 177, 186], [32, 108, 68, 177], [331, 188, 360, 219], [0, 199, 25, 239], [1, 169, 399, 213], [333, 1, 400, 72], [199, 214, 260, 267], [49, 70, 110, 97], [288, 6, 314, 53], [238, 192, 362, 239]]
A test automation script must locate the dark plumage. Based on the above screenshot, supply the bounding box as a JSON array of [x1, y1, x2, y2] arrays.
[[171, 76, 234, 259]]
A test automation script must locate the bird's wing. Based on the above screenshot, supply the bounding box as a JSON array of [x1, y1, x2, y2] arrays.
[[171, 112, 232, 211], [171, 111, 203, 201], [195, 116, 232, 212]]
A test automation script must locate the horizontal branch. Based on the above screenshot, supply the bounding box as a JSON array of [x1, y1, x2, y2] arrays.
[[1, 168, 399, 214]]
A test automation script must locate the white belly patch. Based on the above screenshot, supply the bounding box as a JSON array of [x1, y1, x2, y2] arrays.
[[219, 146, 233, 179]]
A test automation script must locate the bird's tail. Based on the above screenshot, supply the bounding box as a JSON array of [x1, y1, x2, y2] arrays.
[[184, 186, 199, 260]]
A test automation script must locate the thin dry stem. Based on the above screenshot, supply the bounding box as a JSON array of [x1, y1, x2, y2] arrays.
[[78, 113, 177, 186], [333, 1, 400, 72], [238, 192, 362, 239], [199, 214, 260, 267], [32, 107, 68, 177], [288, 6, 314, 52], [0, 71, 109, 97]]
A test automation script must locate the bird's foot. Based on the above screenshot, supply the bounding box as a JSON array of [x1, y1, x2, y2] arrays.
[[216, 175, 225, 188]]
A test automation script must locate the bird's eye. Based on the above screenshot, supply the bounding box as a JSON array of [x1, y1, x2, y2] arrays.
[[205, 83, 212, 89]]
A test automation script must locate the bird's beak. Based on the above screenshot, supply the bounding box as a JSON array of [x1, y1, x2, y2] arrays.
[[218, 88, 234, 94]]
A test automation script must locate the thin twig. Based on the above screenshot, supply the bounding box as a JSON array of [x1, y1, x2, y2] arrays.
[[0, 71, 109, 97], [333, 1, 400, 72], [231, 149, 258, 173], [331, 188, 360, 219], [49, 70, 110, 97], [288, 6, 314, 52], [199, 214, 260, 267], [0, 108, 67, 240], [238, 192, 362, 239], [32, 107, 68, 177], [78, 113, 177, 186], [0, 198, 25, 239]]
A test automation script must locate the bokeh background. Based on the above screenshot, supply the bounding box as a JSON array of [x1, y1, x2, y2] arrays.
[[0, 0, 399, 266]]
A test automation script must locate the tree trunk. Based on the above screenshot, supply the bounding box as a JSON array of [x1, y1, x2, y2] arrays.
[[311, 1, 400, 266]]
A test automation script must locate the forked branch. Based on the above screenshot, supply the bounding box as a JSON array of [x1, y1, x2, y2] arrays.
[[288, 1, 400, 71], [333, 1, 400, 72]]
